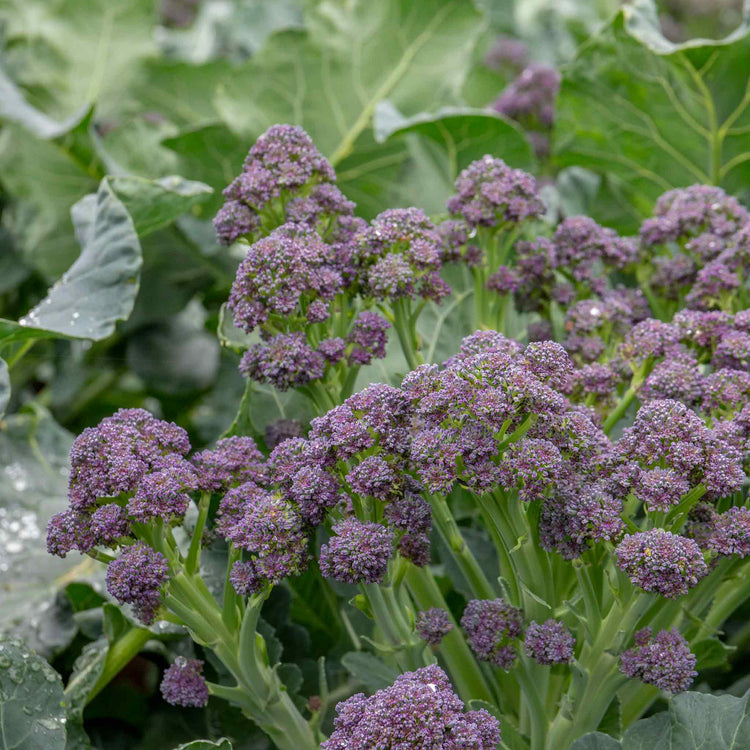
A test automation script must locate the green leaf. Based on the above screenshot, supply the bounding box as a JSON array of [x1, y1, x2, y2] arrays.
[[692, 638, 736, 670], [0, 69, 90, 139], [109, 176, 214, 236], [173, 740, 233, 750], [0, 358, 9, 417], [158, 0, 302, 63], [162, 125, 250, 214], [64, 639, 108, 721], [0, 125, 99, 278], [375, 105, 535, 171], [214, 0, 485, 193], [0, 638, 67, 750], [276, 663, 304, 696], [0, 0, 156, 121], [598, 695, 623, 740], [571, 732, 622, 750], [0, 409, 83, 641], [12, 180, 142, 342], [668, 690, 750, 749], [555, 3, 750, 216], [125, 303, 220, 396], [341, 651, 398, 691]]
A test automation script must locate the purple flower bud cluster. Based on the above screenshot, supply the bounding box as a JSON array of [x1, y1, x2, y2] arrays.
[[524, 619, 575, 665], [446, 156, 544, 228], [554, 216, 638, 281], [227, 223, 342, 333], [706, 506, 750, 557], [190, 435, 267, 492], [240, 332, 325, 391], [461, 598, 523, 669], [213, 124, 336, 245], [484, 36, 529, 75], [616, 399, 744, 498], [540, 480, 624, 559], [416, 607, 454, 647], [105, 543, 170, 624], [355, 208, 449, 303], [346, 312, 391, 365], [493, 64, 561, 158], [321, 665, 501, 749], [319, 518, 393, 585], [67, 408, 190, 510], [160, 657, 209, 707], [48, 409, 197, 558], [615, 529, 707, 598], [405, 332, 610, 498], [620, 628, 697, 693], [640, 185, 749, 248]]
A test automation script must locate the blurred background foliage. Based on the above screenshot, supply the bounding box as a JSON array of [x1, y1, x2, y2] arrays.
[[0, 0, 747, 747]]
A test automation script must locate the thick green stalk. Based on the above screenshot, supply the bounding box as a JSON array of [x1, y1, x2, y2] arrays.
[[185, 492, 211, 575], [166, 573, 317, 750], [515, 659, 549, 750], [405, 565, 496, 705], [86, 626, 153, 702], [430, 493, 496, 600]]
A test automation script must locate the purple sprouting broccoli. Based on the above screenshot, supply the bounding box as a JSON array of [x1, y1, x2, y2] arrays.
[[105, 543, 170, 625], [346, 312, 391, 365], [321, 665, 500, 749], [227, 223, 342, 333], [539, 480, 624, 559], [461, 598, 523, 670], [615, 529, 707, 598], [446, 156, 544, 229], [525, 619, 575, 665], [319, 518, 393, 584], [66, 408, 190, 510], [213, 124, 336, 244], [240, 332, 326, 390], [160, 657, 210, 707], [416, 608, 454, 647], [191, 435, 267, 492], [484, 36, 529, 75], [620, 628, 696, 693], [221, 493, 310, 589], [707, 506, 750, 558], [355, 208, 449, 303], [640, 185, 749, 248]]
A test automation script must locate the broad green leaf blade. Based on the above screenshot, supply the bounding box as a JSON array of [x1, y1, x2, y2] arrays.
[[0, 409, 89, 642], [0, 638, 66, 750], [0, 0, 156, 121], [375, 105, 535, 172], [341, 651, 398, 691], [621, 713, 670, 750], [18, 180, 142, 341], [571, 732, 622, 750], [555, 5, 750, 214], [0, 125, 99, 278], [668, 690, 750, 749], [214, 0, 484, 164], [162, 125, 250, 214], [0, 70, 90, 139], [109, 176, 214, 236], [0, 358, 9, 417], [158, 0, 302, 63]]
